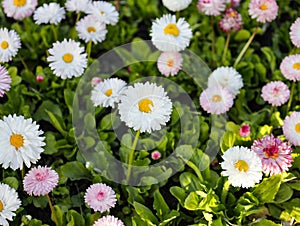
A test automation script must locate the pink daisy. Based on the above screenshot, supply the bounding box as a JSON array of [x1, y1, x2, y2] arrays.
[[283, 112, 300, 146], [84, 183, 116, 213], [36, 75, 44, 83], [197, 0, 226, 16], [290, 18, 300, 48], [151, 151, 162, 160], [225, 0, 241, 7], [93, 215, 124, 226], [280, 54, 300, 81], [251, 134, 293, 175], [239, 124, 251, 137], [199, 86, 234, 115], [248, 0, 278, 23], [2, 0, 37, 20], [0, 65, 11, 97], [23, 166, 59, 196], [261, 81, 290, 107], [157, 52, 183, 76], [219, 8, 242, 33]]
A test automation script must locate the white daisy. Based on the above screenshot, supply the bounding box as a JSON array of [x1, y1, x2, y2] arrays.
[[283, 112, 300, 146], [86, 1, 119, 25], [157, 51, 183, 76], [47, 39, 88, 79], [91, 78, 127, 108], [33, 3, 66, 25], [0, 28, 21, 63], [162, 0, 192, 12], [0, 114, 45, 170], [76, 15, 107, 44], [221, 146, 263, 188], [0, 183, 21, 226], [2, 0, 37, 20], [151, 14, 192, 52], [118, 82, 172, 133], [65, 0, 90, 13], [207, 66, 243, 97]]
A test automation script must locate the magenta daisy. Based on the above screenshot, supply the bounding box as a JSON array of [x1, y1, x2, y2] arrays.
[[199, 86, 234, 115], [2, 0, 37, 20], [157, 52, 183, 76], [93, 215, 124, 226], [248, 0, 278, 23], [219, 8, 242, 33], [84, 183, 116, 213], [251, 134, 293, 175], [280, 54, 300, 81], [151, 151, 162, 160], [283, 112, 300, 146], [0, 66, 11, 97], [23, 166, 59, 196], [290, 18, 300, 48], [197, 0, 226, 16], [239, 124, 251, 137], [261, 81, 290, 107]]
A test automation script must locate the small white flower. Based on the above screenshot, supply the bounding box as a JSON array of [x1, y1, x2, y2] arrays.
[[0, 114, 45, 170], [91, 78, 127, 108], [65, 0, 90, 13], [283, 112, 300, 146], [157, 52, 183, 76], [118, 82, 172, 133], [2, 0, 37, 20], [33, 3, 66, 25], [0, 28, 21, 63], [221, 146, 263, 188], [162, 0, 192, 12], [47, 39, 87, 79], [86, 1, 119, 25], [151, 14, 192, 52]]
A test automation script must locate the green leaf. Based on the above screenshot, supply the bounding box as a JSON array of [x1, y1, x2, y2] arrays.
[[153, 190, 169, 219], [170, 186, 187, 206], [34, 100, 63, 122], [2, 177, 19, 190], [64, 89, 74, 113], [252, 219, 281, 226], [66, 210, 85, 226], [272, 183, 293, 204], [53, 205, 64, 226], [60, 161, 92, 181], [45, 110, 68, 136], [281, 198, 300, 222], [133, 201, 159, 225], [44, 132, 58, 155], [234, 29, 251, 41]]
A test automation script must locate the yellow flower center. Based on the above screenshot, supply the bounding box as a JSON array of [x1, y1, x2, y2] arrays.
[[259, 4, 268, 10], [167, 59, 174, 67], [293, 62, 300, 70], [230, 11, 236, 18], [10, 134, 24, 150], [1, 41, 9, 50], [87, 26, 96, 33], [105, 89, 112, 97], [0, 200, 3, 212], [235, 160, 249, 172], [295, 123, 300, 134], [13, 0, 26, 7], [164, 24, 180, 37], [100, 11, 105, 15], [62, 53, 73, 63], [138, 98, 154, 113], [212, 94, 222, 102]]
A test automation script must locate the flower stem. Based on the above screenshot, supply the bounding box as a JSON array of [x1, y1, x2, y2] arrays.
[[115, 0, 120, 11], [126, 130, 141, 183], [233, 26, 259, 68], [87, 40, 92, 62], [71, 12, 81, 39], [211, 16, 216, 67], [286, 82, 295, 115], [221, 180, 230, 204], [51, 24, 58, 41], [222, 32, 231, 64], [46, 194, 59, 226]]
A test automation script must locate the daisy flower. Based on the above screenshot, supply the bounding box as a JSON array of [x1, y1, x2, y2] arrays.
[[162, 0, 192, 12], [0, 114, 45, 170], [118, 82, 173, 133], [151, 151, 161, 160], [251, 134, 293, 175], [219, 8, 243, 33], [0, 28, 21, 63], [23, 166, 59, 196], [221, 146, 262, 188], [65, 0, 90, 13], [33, 3, 66, 25], [290, 18, 300, 48], [0, 183, 21, 226], [86, 1, 119, 25], [239, 124, 250, 137], [85, 183, 117, 213], [280, 54, 300, 81], [283, 112, 300, 146], [207, 66, 243, 97], [47, 39, 88, 79], [261, 81, 290, 107], [248, 0, 278, 23], [91, 78, 127, 108], [76, 15, 108, 44], [93, 215, 124, 226], [157, 52, 183, 76], [151, 14, 192, 52], [0, 66, 11, 97], [199, 86, 234, 115], [2, 0, 37, 20], [197, 0, 226, 16]]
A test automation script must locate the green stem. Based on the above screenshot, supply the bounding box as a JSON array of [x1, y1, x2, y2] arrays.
[[51, 24, 58, 41], [71, 12, 81, 39], [221, 180, 230, 204], [233, 26, 259, 68], [222, 32, 231, 63], [176, 11, 180, 20], [87, 40, 92, 62], [115, 0, 120, 11], [211, 16, 216, 67], [21, 167, 25, 179], [46, 194, 59, 226], [286, 82, 295, 115], [19, 56, 34, 77], [126, 130, 141, 183]]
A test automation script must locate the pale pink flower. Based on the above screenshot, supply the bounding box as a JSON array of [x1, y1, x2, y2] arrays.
[[36, 75, 44, 83], [239, 124, 250, 137], [225, 0, 241, 7], [290, 18, 300, 48], [157, 52, 183, 76], [0, 65, 11, 97], [92, 77, 102, 87], [248, 0, 278, 23], [283, 112, 300, 146], [197, 0, 226, 16], [261, 81, 290, 107], [93, 215, 124, 226], [280, 54, 300, 81], [84, 183, 116, 213], [23, 166, 59, 196], [251, 134, 293, 175], [151, 151, 161, 160], [2, 0, 37, 20], [219, 8, 242, 33]]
